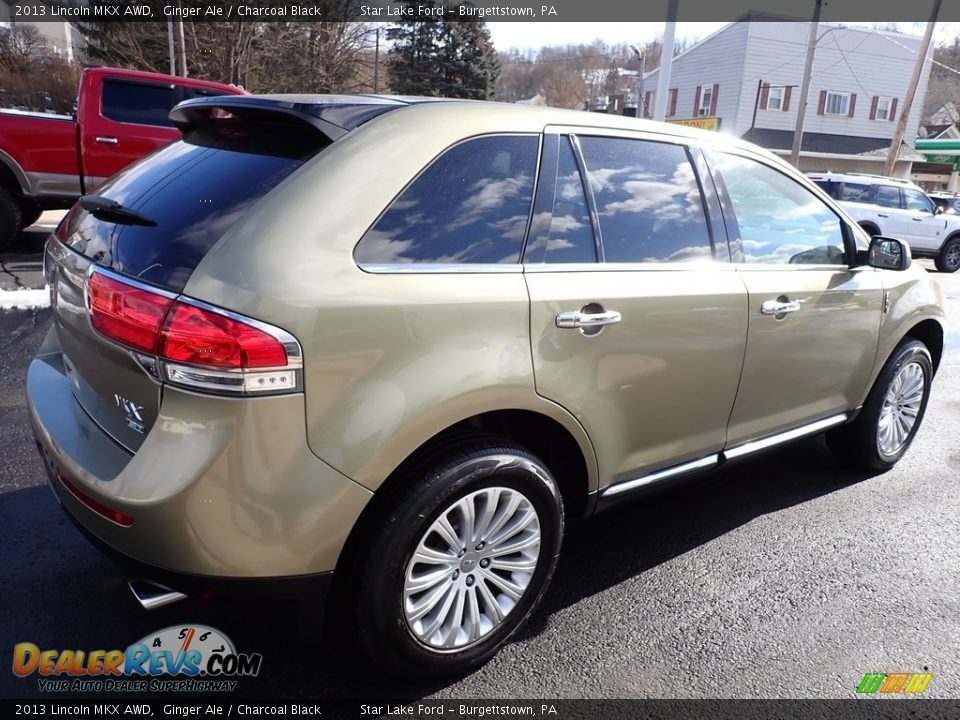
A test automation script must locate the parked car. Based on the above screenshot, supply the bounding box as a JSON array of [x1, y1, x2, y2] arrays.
[[808, 171, 960, 272], [0, 66, 245, 249], [929, 190, 960, 216], [28, 96, 945, 678]]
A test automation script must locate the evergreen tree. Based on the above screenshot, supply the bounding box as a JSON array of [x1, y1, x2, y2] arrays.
[[388, 4, 500, 99]]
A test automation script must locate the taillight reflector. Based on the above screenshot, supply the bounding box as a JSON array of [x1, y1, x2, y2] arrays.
[[159, 303, 288, 369], [57, 469, 134, 527], [88, 272, 173, 354]]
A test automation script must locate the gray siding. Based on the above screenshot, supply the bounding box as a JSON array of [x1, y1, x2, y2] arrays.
[[643, 21, 932, 152], [740, 23, 930, 143], [643, 22, 749, 132]]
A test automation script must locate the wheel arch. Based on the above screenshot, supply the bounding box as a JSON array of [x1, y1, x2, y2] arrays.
[[0, 149, 30, 196], [327, 408, 595, 619], [904, 318, 944, 376]]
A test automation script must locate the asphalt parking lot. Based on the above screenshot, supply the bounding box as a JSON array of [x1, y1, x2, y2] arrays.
[[1, 218, 958, 700]]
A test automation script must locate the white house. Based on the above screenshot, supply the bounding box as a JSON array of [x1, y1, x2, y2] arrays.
[[642, 20, 933, 177]]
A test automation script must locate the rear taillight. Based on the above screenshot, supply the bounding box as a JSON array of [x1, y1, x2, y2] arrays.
[[86, 269, 301, 395], [88, 272, 174, 354]]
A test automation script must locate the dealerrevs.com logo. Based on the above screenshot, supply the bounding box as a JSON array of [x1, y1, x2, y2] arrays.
[[856, 671, 933, 695], [13, 625, 262, 693]]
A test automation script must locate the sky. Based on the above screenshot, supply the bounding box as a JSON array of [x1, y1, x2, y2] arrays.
[[487, 21, 960, 55]]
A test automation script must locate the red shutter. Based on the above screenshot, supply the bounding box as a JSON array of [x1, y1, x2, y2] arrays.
[[693, 85, 702, 116], [869, 96, 878, 120], [783, 86, 792, 112], [889, 97, 898, 121], [848, 93, 857, 118], [668, 89, 678, 117], [817, 90, 827, 115], [709, 83, 719, 115], [759, 83, 770, 110], [643, 91, 651, 118]]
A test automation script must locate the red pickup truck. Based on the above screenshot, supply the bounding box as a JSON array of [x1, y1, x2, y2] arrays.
[[0, 66, 245, 249]]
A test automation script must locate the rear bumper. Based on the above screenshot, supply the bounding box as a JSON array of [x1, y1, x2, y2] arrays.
[[27, 330, 372, 586]]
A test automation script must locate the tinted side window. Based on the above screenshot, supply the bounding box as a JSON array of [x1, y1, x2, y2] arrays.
[[577, 137, 713, 263], [875, 186, 901, 209], [102, 80, 176, 127], [355, 135, 538, 265], [525, 138, 596, 263], [713, 153, 846, 265], [903, 189, 934, 213], [839, 182, 872, 202]]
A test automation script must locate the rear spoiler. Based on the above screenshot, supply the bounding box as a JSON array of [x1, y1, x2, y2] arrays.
[[169, 95, 409, 142]]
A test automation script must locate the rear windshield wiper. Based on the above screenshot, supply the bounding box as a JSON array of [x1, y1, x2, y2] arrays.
[[79, 195, 157, 227]]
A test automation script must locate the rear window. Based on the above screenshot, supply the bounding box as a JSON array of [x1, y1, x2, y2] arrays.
[[58, 118, 328, 292]]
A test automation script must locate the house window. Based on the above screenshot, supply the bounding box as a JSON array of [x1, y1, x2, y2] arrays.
[[768, 86, 784, 111], [825, 92, 850, 115], [876, 96, 892, 121], [699, 85, 713, 116]]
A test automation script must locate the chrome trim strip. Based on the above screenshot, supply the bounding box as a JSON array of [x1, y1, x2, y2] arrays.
[[86, 264, 179, 300], [600, 454, 720, 498], [358, 263, 524, 274], [522, 261, 736, 273], [722, 413, 848, 460]]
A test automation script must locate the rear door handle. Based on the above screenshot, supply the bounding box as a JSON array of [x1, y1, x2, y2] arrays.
[[95, 137, 118, 145], [912, 217, 925, 222], [760, 300, 800, 316], [556, 310, 622, 329], [877, 213, 888, 218]]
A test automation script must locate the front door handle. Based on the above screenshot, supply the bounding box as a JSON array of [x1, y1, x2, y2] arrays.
[[556, 309, 622, 329], [912, 217, 925, 222], [760, 300, 801, 316], [877, 213, 888, 218], [95, 136, 119, 145]]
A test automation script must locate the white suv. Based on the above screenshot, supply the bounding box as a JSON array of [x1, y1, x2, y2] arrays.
[[809, 172, 960, 272]]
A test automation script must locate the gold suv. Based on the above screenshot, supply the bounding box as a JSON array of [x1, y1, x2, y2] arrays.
[[27, 95, 945, 678]]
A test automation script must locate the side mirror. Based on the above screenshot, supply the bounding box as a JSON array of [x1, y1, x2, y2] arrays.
[[935, 205, 944, 215], [867, 236, 911, 271]]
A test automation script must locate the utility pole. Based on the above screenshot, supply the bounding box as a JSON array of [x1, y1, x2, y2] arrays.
[[374, 27, 381, 93], [167, 21, 176, 76], [790, 0, 822, 167], [883, 0, 941, 177], [653, 0, 678, 122], [177, 16, 187, 77], [630, 45, 645, 117]]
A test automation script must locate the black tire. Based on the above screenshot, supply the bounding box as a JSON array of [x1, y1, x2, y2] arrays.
[[858, 222, 880, 238], [348, 438, 564, 678], [18, 198, 42, 230], [826, 339, 932, 472], [0, 187, 22, 252], [935, 236, 960, 273]]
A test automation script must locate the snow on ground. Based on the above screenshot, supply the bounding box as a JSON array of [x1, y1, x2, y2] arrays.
[[0, 288, 49, 310]]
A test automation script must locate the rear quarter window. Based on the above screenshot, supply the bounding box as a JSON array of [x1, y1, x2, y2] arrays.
[[354, 135, 539, 266], [101, 79, 176, 127]]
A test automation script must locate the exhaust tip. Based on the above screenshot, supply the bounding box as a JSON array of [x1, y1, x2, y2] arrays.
[[128, 579, 187, 611]]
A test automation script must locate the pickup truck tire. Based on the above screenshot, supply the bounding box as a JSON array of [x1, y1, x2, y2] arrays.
[[826, 339, 932, 472], [0, 187, 23, 251], [935, 236, 960, 273], [18, 199, 42, 231], [858, 221, 880, 238]]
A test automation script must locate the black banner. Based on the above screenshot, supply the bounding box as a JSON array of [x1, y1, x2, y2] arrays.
[[4, 0, 960, 23]]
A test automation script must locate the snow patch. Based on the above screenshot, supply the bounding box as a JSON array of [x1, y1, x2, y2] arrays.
[[0, 287, 50, 310]]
